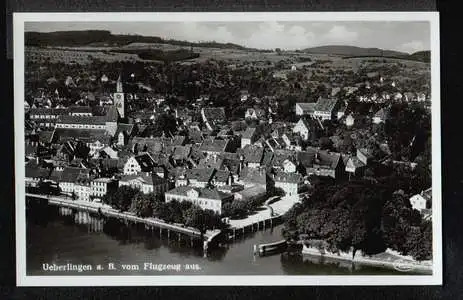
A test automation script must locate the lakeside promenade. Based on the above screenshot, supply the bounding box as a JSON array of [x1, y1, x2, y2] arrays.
[[26, 193, 219, 240]]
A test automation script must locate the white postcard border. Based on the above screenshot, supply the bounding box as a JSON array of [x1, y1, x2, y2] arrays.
[[14, 11, 442, 286]]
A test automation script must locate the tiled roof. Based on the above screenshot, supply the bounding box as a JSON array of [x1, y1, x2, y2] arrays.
[[134, 153, 155, 172], [60, 167, 90, 183], [186, 168, 216, 182], [238, 144, 264, 164], [53, 128, 111, 144], [25, 161, 51, 179], [313, 98, 339, 113], [165, 186, 232, 201], [56, 115, 107, 125], [214, 170, 231, 183], [199, 137, 229, 153], [296, 103, 316, 113], [68, 106, 93, 114], [29, 108, 69, 116]]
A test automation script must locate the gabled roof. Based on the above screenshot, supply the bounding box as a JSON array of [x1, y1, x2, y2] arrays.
[[134, 153, 155, 172], [238, 144, 264, 164], [56, 115, 107, 125], [374, 108, 389, 120], [313, 98, 339, 113], [60, 167, 90, 183], [296, 102, 316, 113], [172, 145, 192, 160], [199, 137, 229, 153], [53, 128, 111, 145], [165, 186, 232, 201], [69, 106, 93, 114], [186, 168, 216, 182]]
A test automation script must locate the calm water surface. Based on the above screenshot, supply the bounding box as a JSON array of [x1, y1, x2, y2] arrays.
[[26, 203, 409, 276]]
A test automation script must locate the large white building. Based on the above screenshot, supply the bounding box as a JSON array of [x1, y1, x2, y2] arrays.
[[164, 186, 233, 215]]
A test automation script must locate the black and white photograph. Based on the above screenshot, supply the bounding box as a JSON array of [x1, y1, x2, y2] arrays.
[[14, 12, 441, 286]]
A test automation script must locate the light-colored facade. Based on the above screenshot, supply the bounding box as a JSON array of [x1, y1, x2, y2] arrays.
[[293, 119, 309, 141], [123, 156, 141, 175]]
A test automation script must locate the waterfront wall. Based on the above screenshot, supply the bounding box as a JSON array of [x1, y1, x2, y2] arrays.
[[301, 244, 433, 274]]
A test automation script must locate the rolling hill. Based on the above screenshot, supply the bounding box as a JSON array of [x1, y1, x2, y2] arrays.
[[303, 45, 430, 63]]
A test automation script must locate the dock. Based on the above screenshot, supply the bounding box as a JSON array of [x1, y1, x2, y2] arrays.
[[227, 195, 302, 238]]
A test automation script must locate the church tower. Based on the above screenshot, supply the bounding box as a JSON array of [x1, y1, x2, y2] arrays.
[[114, 74, 125, 118]]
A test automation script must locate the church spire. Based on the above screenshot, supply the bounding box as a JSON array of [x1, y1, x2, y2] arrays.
[[116, 74, 123, 93]]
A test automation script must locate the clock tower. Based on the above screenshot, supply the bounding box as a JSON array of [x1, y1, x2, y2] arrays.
[[114, 74, 125, 118]]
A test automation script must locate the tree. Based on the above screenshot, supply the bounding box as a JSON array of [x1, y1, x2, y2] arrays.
[[129, 192, 154, 218], [103, 186, 139, 211]]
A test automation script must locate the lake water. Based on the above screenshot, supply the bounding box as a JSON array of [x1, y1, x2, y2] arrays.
[[26, 203, 409, 276]]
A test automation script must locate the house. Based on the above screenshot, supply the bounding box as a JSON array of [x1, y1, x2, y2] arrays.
[[123, 152, 155, 175], [273, 171, 304, 197], [164, 186, 234, 214], [241, 127, 258, 148], [90, 178, 118, 201], [293, 118, 311, 141], [357, 148, 373, 165], [372, 108, 389, 124], [119, 172, 169, 195], [410, 188, 432, 214], [179, 168, 216, 188], [344, 156, 366, 178], [308, 150, 345, 179], [245, 108, 266, 120], [282, 158, 297, 173], [58, 167, 91, 197], [345, 114, 355, 127], [313, 98, 341, 121], [295, 103, 316, 116], [238, 144, 264, 168], [199, 137, 231, 158], [297, 148, 345, 179]]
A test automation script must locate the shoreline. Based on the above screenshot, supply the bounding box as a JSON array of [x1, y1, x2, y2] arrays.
[[301, 245, 433, 274]]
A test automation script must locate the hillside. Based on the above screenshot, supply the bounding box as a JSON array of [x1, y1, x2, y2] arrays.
[[303, 45, 408, 57], [25, 30, 254, 51]]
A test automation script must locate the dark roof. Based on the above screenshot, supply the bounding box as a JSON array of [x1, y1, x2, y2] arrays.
[[214, 170, 231, 183], [313, 98, 339, 113], [56, 115, 107, 125], [115, 123, 134, 138], [186, 168, 216, 182], [25, 161, 50, 179], [261, 151, 274, 167], [165, 186, 232, 201], [240, 166, 267, 186], [60, 167, 90, 183], [173, 145, 192, 160], [134, 153, 155, 172], [29, 108, 68, 116], [219, 157, 241, 174], [238, 145, 264, 164], [69, 106, 93, 114], [53, 128, 111, 144], [199, 137, 229, 153], [314, 150, 342, 169], [37, 131, 54, 144]]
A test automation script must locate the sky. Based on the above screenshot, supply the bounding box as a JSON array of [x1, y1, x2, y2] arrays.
[[25, 21, 431, 54]]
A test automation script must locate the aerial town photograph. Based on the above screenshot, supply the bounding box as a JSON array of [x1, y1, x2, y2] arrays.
[[20, 18, 435, 279]]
